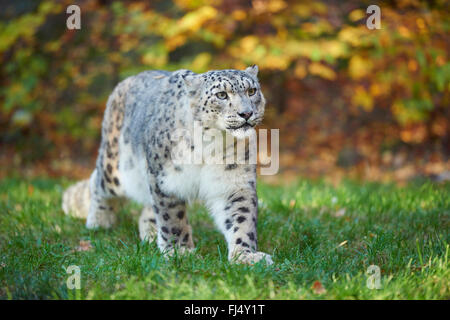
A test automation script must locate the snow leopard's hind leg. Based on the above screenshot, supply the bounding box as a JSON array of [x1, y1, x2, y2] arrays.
[[85, 168, 122, 229], [61, 171, 122, 229], [85, 79, 129, 229], [62, 179, 91, 219]]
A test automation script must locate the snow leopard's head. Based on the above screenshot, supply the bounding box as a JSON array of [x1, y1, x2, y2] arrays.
[[183, 66, 265, 139]]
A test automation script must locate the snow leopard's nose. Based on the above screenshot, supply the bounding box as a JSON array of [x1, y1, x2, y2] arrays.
[[238, 111, 253, 121]]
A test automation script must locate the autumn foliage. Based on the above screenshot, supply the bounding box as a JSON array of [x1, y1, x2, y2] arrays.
[[0, 0, 448, 181]]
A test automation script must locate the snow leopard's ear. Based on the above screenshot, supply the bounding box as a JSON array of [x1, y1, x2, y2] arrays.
[[182, 73, 203, 90], [245, 65, 259, 77]]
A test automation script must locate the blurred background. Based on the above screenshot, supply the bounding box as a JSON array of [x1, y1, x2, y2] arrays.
[[0, 0, 448, 183]]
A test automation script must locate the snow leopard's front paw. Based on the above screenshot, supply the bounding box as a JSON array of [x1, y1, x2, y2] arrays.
[[230, 251, 274, 265], [161, 246, 196, 260], [138, 207, 157, 242], [86, 211, 117, 229]]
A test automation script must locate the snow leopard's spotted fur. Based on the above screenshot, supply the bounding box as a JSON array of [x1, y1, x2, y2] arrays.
[[62, 66, 272, 265]]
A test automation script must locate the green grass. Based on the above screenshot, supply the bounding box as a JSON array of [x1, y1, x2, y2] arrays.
[[0, 177, 448, 299]]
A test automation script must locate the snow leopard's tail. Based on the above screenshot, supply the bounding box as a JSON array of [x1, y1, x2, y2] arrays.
[[62, 179, 91, 219]]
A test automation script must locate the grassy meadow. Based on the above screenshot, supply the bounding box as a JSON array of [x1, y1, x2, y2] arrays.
[[0, 177, 448, 299]]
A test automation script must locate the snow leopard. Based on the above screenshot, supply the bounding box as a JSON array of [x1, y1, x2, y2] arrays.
[[62, 65, 273, 265]]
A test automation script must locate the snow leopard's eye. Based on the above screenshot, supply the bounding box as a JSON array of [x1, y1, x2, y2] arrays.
[[248, 88, 257, 96], [216, 91, 228, 100]]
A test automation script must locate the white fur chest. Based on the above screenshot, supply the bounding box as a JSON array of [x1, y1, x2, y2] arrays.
[[159, 164, 203, 202]]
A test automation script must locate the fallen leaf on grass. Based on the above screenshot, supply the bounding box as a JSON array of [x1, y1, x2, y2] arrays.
[[411, 263, 429, 271], [312, 281, 326, 294], [334, 208, 346, 217], [338, 240, 348, 247], [289, 199, 296, 209], [74, 240, 93, 252]]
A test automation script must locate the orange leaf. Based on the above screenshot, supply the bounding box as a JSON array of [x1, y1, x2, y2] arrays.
[[75, 240, 93, 252], [312, 280, 326, 294]]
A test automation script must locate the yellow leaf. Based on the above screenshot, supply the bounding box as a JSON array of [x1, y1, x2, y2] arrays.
[[165, 34, 186, 51], [142, 50, 167, 67], [178, 6, 217, 33], [407, 59, 418, 72], [240, 36, 259, 55], [391, 101, 426, 125], [338, 26, 363, 46], [294, 63, 307, 79], [370, 83, 387, 97], [321, 40, 348, 59], [352, 86, 373, 111], [253, 0, 287, 14], [348, 55, 372, 79], [232, 9, 247, 21], [108, 52, 122, 64], [397, 25, 412, 39], [349, 9, 365, 22], [292, 4, 311, 18], [308, 62, 336, 80], [261, 55, 289, 70], [189, 52, 212, 72], [267, 0, 287, 13]]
